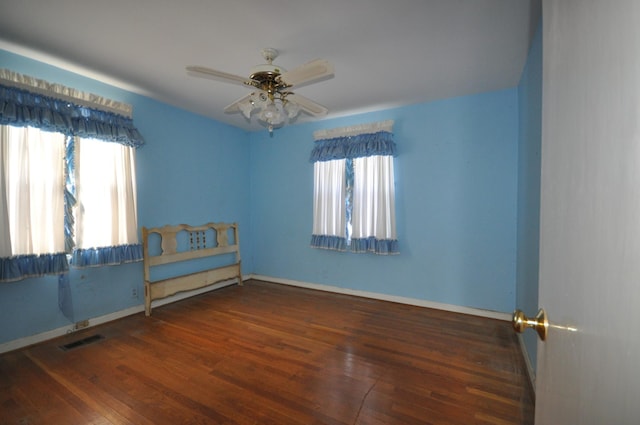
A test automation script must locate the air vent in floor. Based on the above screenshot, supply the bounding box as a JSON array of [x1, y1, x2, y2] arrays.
[[59, 334, 105, 351]]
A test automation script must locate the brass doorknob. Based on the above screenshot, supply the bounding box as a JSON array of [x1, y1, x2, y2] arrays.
[[512, 308, 548, 341]]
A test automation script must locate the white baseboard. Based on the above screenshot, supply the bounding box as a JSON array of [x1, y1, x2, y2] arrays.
[[249, 274, 512, 322], [0, 304, 144, 354], [0, 278, 243, 354], [1, 275, 511, 354], [517, 333, 537, 396]]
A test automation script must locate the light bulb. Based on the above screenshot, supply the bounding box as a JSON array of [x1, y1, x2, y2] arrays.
[[284, 101, 300, 119], [259, 102, 285, 125]]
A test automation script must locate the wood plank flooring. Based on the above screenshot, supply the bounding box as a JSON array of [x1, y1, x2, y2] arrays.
[[0, 280, 534, 424]]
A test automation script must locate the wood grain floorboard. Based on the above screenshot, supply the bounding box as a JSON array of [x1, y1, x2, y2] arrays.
[[0, 280, 534, 424]]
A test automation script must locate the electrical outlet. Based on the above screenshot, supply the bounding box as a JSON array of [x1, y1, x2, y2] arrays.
[[131, 287, 138, 298]]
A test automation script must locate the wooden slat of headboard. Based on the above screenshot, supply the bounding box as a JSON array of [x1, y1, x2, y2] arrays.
[[147, 244, 238, 267], [144, 222, 236, 255], [148, 263, 241, 301]]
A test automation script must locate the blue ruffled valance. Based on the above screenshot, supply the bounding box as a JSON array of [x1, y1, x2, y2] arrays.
[[0, 70, 144, 282], [351, 237, 399, 255], [71, 244, 143, 268], [310, 235, 347, 252], [0, 85, 145, 148], [0, 253, 69, 283], [309, 130, 397, 162], [310, 120, 399, 255]]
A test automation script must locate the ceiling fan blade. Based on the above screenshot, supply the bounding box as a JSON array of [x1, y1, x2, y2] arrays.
[[279, 59, 334, 89], [186, 65, 253, 87], [288, 93, 328, 116]]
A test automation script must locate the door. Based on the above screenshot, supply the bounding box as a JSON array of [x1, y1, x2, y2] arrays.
[[536, 1, 640, 423]]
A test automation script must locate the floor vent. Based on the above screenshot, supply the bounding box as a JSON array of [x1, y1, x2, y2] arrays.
[[59, 334, 105, 351]]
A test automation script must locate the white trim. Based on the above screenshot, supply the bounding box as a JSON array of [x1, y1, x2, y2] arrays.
[[0, 68, 133, 117], [249, 274, 512, 321], [0, 275, 510, 354], [0, 304, 142, 354], [517, 333, 537, 395], [313, 120, 394, 140], [0, 39, 153, 98], [0, 277, 244, 354]]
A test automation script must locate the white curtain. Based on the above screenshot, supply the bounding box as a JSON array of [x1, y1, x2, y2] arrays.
[[0, 125, 66, 256], [313, 159, 346, 239], [0, 138, 10, 257], [74, 137, 138, 249], [351, 155, 397, 242], [1, 70, 144, 280], [310, 120, 398, 254]]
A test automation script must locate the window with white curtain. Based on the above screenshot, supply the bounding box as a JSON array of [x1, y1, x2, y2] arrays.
[[351, 155, 397, 253], [312, 159, 347, 251], [1, 126, 66, 257], [0, 69, 145, 282], [0, 128, 142, 280], [310, 121, 399, 255], [74, 137, 138, 253]]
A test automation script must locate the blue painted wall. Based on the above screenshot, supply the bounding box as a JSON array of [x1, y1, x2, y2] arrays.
[[249, 89, 519, 313], [516, 24, 543, 372], [1, 37, 541, 345], [0, 49, 251, 344]]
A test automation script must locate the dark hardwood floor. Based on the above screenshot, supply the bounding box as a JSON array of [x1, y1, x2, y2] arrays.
[[0, 280, 534, 424]]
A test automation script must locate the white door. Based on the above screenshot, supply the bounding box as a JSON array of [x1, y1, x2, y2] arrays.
[[536, 1, 640, 423]]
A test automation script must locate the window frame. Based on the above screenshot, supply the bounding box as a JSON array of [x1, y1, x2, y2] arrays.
[[310, 121, 399, 255]]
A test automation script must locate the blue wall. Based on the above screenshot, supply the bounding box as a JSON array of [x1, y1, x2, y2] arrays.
[[1, 40, 541, 345], [516, 25, 543, 372], [249, 89, 519, 313], [0, 49, 251, 344]]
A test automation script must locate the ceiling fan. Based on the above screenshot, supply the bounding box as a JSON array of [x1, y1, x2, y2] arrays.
[[186, 48, 334, 133]]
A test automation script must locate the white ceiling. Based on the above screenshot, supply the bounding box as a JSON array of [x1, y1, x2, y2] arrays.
[[0, 0, 541, 131]]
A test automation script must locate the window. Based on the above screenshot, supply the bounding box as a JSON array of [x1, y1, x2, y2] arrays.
[[1, 125, 67, 267], [0, 128, 142, 280], [71, 137, 141, 267], [0, 69, 144, 282], [312, 158, 347, 250], [310, 121, 399, 255]]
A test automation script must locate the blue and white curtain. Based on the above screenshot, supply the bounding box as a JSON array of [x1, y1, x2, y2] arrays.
[[310, 120, 399, 255], [0, 69, 144, 282]]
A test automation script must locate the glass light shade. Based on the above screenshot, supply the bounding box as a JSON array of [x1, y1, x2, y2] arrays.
[[251, 91, 269, 107], [259, 102, 285, 125], [284, 101, 300, 119], [238, 100, 254, 119]]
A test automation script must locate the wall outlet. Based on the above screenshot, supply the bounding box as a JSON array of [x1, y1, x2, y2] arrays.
[[131, 287, 138, 298], [74, 320, 89, 330]]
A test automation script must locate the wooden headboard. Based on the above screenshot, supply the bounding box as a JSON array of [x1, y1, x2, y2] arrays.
[[142, 222, 242, 316]]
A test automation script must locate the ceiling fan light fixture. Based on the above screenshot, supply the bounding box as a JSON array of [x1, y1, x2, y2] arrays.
[[187, 47, 333, 134], [258, 101, 286, 126], [284, 101, 300, 119], [250, 91, 268, 106], [239, 98, 255, 119]]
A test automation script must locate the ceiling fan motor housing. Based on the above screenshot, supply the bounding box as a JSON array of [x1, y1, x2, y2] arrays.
[[249, 64, 285, 82]]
